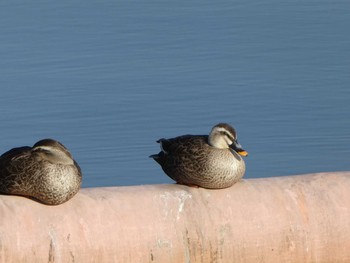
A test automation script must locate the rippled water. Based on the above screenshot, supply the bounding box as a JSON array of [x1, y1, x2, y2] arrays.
[[0, 1, 349, 187]]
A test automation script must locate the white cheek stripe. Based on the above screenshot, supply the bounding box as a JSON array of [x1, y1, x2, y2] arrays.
[[33, 146, 53, 151], [214, 127, 235, 140], [215, 127, 227, 133]]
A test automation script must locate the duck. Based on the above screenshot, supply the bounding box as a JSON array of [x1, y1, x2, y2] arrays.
[[0, 139, 82, 205], [150, 123, 248, 189]]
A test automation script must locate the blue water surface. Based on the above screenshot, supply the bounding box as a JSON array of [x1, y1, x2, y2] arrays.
[[0, 1, 349, 187]]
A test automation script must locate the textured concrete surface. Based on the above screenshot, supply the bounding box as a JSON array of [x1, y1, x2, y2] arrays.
[[0, 172, 349, 263]]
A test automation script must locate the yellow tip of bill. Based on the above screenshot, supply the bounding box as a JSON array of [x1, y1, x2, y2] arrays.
[[238, 150, 248, 157]]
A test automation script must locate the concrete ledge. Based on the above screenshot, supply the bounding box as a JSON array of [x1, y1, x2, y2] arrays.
[[1, 172, 350, 263]]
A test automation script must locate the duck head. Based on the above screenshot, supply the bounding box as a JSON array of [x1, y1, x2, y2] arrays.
[[208, 123, 248, 157], [32, 139, 75, 165]]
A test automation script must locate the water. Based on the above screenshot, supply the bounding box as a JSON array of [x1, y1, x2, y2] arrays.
[[0, 1, 349, 188]]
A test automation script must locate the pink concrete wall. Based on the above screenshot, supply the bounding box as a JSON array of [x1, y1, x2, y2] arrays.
[[0, 172, 350, 263]]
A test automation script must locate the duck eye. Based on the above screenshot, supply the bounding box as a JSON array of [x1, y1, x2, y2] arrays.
[[36, 149, 52, 155]]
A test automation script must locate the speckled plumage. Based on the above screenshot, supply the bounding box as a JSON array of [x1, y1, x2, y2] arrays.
[[150, 123, 247, 189], [0, 139, 82, 205]]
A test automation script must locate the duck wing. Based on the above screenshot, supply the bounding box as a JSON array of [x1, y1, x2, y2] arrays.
[[0, 146, 32, 161], [150, 135, 208, 163], [0, 146, 32, 176]]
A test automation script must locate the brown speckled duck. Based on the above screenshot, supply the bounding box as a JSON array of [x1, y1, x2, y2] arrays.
[[150, 123, 248, 189], [0, 139, 82, 205]]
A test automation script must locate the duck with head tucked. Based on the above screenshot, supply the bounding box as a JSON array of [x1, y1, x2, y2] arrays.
[[150, 123, 248, 189], [0, 139, 82, 205]]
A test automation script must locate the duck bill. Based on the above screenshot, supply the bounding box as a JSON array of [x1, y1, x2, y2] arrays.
[[230, 140, 248, 157]]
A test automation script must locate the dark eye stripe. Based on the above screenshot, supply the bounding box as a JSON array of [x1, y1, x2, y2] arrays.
[[220, 131, 235, 141], [227, 134, 235, 141]]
